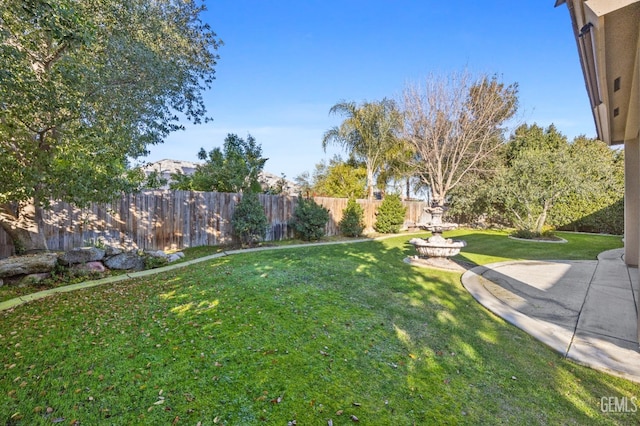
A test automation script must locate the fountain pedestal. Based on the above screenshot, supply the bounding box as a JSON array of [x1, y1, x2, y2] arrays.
[[405, 204, 467, 271]]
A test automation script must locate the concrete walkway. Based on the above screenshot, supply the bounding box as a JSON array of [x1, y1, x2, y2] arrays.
[[462, 248, 640, 383]]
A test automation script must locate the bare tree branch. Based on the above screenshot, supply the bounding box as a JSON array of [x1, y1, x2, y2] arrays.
[[401, 70, 518, 206]]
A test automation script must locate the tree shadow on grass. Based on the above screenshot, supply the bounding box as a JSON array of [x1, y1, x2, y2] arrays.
[[0, 234, 637, 424], [341, 236, 640, 424]]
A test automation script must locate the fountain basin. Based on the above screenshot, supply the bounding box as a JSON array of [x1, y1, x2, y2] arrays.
[[409, 235, 467, 258]]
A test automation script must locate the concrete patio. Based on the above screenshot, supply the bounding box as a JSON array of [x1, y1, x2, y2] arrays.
[[462, 248, 640, 383]]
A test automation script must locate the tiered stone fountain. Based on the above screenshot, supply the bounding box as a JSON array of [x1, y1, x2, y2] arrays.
[[405, 203, 467, 271]]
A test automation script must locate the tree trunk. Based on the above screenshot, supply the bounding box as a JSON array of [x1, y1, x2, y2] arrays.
[[366, 167, 375, 202], [534, 201, 551, 234], [0, 201, 49, 254], [405, 177, 411, 200]]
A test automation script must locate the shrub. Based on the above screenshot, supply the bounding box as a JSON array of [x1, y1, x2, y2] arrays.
[[511, 229, 539, 239], [339, 198, 365, 237], [232, 192, 268, 246], [374, 194, 406, 234], [511, 227, 557, 240], [291, 196, 329, 241]]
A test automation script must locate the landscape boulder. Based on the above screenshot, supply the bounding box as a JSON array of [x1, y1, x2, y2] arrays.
[[71, 261, 107, 274], [0, 253, 59, 279], [104, 252, 146, 271], [104, 246, 123, 257], [20, 273, 50, 285], [145, 250, 168, 259], [58, 247, 106, 266]]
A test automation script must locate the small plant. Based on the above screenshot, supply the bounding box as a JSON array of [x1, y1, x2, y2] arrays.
[[144, 255, 169, 269], [45, 263, 105, 286], [13, 239, 25, 256], [511, 229, 538, 239], [374, 194, 406, 234], [290, 196, 329, 241], [511, 227, 557, 240], [232, 192, 268, 247], [84, 236, 107, 249], [339, 198, 365, 237]]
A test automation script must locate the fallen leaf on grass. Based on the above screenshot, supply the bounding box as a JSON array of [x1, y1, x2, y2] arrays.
[[336, 410, 343, 415]]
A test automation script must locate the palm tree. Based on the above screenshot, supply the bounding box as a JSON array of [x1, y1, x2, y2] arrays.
[[322, 98, 402, 201]]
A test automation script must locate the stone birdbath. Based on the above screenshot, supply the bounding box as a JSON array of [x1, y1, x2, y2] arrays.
[[405, 204, 467, 271]]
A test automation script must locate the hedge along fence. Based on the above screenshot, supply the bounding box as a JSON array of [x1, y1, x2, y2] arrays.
[[0, 191, 428, 259]]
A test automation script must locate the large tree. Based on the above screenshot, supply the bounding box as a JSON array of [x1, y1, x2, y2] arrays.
[[401, 71, 518, 207], [495, 124, 623, 234], [322, 98, 402, 200], [494, 124, 573, 233], [550, 135, 624, 234], [311, 156, 367, 199], [171, 133, 267, 193], [0, 0, 221, 253]]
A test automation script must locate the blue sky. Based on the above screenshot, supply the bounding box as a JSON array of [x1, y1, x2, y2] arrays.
[[143, 1, 594, 180]]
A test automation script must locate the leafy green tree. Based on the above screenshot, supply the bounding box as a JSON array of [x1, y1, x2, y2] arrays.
[[311, 156, 367, 199], [144, 171, 169, 190], [402, 71, 518, 208], [322, 98, 402, 200], [232, 192, 268, 247], [449, 126, 625, 234], [446, 144, 508, 225], [0, 0, 221, 252], [339, 198, 365, 237], [374, 194, 407, 234], [171, 134, 267, 193], [493, 124, 579, 234], [550, 136, 624, 234], [290, 196, 330, 241], [294, 171, 313, 197]]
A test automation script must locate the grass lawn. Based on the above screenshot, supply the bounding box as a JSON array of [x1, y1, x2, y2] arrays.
[[1, 230, 638, 425]]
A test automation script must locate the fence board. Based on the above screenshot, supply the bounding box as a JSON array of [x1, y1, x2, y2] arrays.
[[0, 191, 427, 258]]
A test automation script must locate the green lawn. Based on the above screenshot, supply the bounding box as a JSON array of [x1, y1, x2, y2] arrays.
[[1, 230, 637, 425]]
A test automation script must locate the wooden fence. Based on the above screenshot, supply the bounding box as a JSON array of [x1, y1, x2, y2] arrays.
[[0, 191, 428, 258]]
